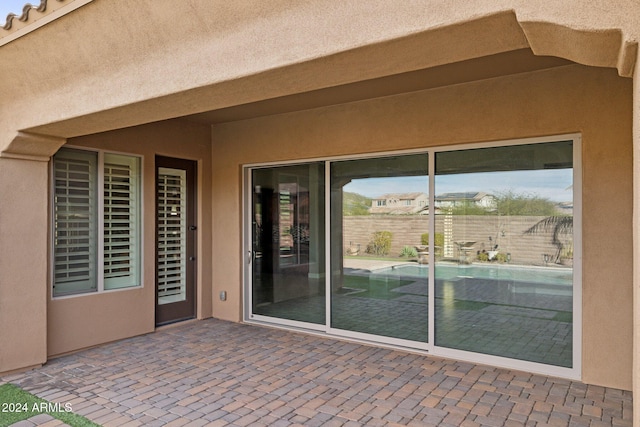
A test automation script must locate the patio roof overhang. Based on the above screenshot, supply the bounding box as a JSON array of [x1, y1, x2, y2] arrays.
[[0, 1, 636, 160]]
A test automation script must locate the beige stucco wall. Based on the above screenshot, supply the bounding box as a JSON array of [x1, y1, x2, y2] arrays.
[[634, 49, 640, 427], [211, 64, 633, 390], [0, 158, 48, 372], [47, 119, 213, 357]]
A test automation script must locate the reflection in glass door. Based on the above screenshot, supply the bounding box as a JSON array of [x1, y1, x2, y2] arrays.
[[330, 154, 429, 344], [250, 163, 325, 325], [245, 137, 579, 376], [434, 142, 575, 367]]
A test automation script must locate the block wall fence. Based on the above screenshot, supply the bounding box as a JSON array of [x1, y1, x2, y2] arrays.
[[342, 215, 572, 266]]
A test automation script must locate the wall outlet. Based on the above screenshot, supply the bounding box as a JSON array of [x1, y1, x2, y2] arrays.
[[219, 291, 227, 301]]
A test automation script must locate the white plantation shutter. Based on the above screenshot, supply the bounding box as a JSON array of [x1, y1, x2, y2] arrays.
[[53, 149, 98, 295], [157, 168, 187, 304], [103, 154, 140, 290], [52, 148, 141, 297]]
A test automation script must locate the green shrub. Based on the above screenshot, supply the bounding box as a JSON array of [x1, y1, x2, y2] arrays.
[[421, 233, 445, 251], [476, 251, 489, 262], [477, 251, 509, 262], [495, 252, 509, 263], [399, 246, 418, 258], [366, 231, 393, 256]]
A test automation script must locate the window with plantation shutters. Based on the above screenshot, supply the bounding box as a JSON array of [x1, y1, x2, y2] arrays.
[[103, 154, 140, 290], [53, 150, 98, 296], [52, 148, 141, 297]]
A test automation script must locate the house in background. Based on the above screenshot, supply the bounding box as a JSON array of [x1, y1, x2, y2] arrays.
[[0, 1, 639, 425], [435, 191, 496, 210], [556, 201, 574, 215], [370, 192, 428, 214]]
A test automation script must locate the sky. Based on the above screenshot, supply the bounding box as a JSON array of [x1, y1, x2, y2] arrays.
[[344, 169, 573, 202], [0, 0, 34, 26]]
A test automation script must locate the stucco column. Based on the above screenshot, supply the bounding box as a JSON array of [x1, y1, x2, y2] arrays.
[[634, 65, 640, 427], [0, 156, 49, 373]]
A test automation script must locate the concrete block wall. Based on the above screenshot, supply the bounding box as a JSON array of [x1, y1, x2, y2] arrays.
[[343, 215, 570, 266]]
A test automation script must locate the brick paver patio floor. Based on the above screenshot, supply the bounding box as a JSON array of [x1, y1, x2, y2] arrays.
[[1, 319, 632, 426]]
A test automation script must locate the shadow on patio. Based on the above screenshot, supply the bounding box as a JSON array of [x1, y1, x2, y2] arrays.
[[1, 319, 632, 426]]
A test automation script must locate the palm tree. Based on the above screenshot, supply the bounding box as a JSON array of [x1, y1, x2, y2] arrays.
[[524, 216, 573, 263]]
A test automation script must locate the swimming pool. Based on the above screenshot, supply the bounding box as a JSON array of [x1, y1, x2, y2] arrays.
[[372, 263, 573, 287]]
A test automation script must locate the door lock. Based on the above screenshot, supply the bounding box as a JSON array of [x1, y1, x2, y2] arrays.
[[189, 225, 197, 231]]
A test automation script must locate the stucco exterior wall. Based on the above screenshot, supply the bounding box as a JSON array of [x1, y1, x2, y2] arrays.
[[211, 64, 632, 390], [0, 158, 48, 372], [634, 52, 640, 427], [47, 119, 213, 357]]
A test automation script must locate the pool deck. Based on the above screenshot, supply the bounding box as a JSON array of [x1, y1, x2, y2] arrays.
[[343, 258, 414, 271], [343, 258, 572, 273], [1, 318, 633, 426]]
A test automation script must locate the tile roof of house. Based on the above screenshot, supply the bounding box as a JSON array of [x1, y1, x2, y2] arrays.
[[372, 192, 426, 200], [435, 191, 489, 201], [2, 0, 65, 31]]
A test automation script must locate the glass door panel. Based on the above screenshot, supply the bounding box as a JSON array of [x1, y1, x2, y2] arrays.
[[434, 142, 574, 367], [156, 157, 197, 326], [330, 154, 429, 343], [157, 167, 187, 304], [250, 163, 325, 325]]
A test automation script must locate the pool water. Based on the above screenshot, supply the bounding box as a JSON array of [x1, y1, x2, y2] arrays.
[[373, 263, 573, 287]]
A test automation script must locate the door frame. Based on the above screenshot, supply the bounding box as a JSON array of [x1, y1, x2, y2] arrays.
[[242, 133, 582, 381], [155, 155, 197, 326]]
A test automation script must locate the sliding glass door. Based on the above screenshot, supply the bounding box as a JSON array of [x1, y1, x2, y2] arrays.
[[329, 154, 429, 344], [434, 142, 575, 367], [245, 136, 579, 376], [249, 163, 325, 325]]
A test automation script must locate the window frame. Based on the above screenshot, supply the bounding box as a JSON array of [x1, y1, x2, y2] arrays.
[[50, 146, 144, 299]]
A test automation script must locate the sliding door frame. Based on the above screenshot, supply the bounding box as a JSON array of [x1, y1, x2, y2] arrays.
[[242, 133, 582, 381]]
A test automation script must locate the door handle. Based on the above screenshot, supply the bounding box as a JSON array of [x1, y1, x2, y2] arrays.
[[189, 225, 197, 231]]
